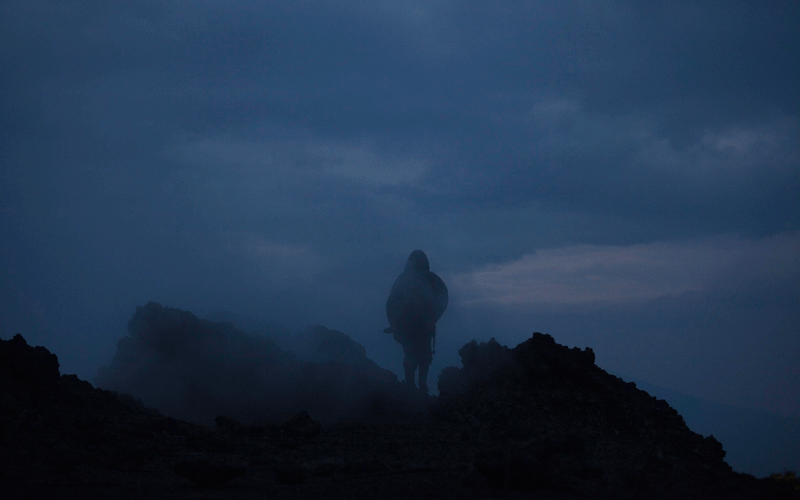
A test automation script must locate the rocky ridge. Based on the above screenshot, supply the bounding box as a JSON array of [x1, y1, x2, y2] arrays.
[[435, 333, 733, 496], [2, 308, 798, 499], [96, 302, 428, 424]]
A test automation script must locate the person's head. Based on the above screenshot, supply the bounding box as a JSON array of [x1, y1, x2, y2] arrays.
[[404, 250, 430, 272]]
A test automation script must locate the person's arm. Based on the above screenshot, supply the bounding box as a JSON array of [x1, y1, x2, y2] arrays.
[[429, 273, 449, 321], [386, 274, 407, 327]]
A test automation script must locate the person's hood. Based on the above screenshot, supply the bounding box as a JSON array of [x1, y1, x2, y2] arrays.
[[404, 250, 430, 272]]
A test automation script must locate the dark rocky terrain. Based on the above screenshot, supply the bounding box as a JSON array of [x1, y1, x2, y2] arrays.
[[2, 305, 798, 499], [96, 302, 429, 424]]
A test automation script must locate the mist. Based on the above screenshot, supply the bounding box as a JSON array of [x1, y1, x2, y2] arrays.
[[95, 302, 430, 425]]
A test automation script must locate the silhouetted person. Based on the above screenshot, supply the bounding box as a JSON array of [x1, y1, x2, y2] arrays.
[[385, 250, 448, 393]]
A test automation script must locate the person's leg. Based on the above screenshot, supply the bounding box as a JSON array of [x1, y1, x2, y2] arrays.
[[418, 362, 430, 393], [402, 344, 418, 387], [396, 329, 417, 387], [404, 366, 415, 387], [417, 331, 434, 393]]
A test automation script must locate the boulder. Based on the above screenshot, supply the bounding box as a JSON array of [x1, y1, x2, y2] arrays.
[[0, 334, 60, 389], [435, 332, 734, 496], [438, 337, 512, 398], [96, 302, 428, 424]]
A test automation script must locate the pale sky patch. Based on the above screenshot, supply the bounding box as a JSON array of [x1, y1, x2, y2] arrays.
[[702, 127, 778, 156], [637, 117, 800, 177], [450, 232, 800, 308]]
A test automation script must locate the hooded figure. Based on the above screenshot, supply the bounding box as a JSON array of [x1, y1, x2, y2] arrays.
[[386, 250, 448, 392]]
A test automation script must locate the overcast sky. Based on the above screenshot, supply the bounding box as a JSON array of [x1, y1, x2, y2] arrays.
[[2, 1, 798, 420]]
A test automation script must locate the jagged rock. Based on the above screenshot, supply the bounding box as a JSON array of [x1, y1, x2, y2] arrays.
[[1, 328, 797, 499], [0, 334, 60, 389], [435, 332, 738, 497], [438, 337, 512, 398], [96, 302, 429, 424], [96, 302, 300, 423]]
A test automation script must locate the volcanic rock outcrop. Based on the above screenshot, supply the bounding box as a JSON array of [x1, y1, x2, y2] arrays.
[[435, 332, 739, 496], [0, 334, 60, 389], [438, 337, 512, 398], [95, 302, 427, 424], [3, 314, 798, 499]]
